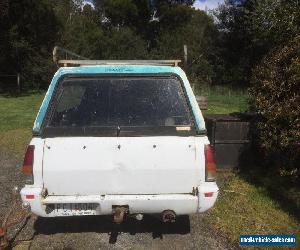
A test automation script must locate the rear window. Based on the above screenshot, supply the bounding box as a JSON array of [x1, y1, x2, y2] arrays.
[[42, 76, 196, 136]]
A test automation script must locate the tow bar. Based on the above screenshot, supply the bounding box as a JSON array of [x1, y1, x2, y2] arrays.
[[112, 206, 129, 224], [0, 187, 31, 250]]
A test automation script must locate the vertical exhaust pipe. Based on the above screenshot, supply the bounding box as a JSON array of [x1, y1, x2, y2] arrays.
[[161, 210, 176, 223]]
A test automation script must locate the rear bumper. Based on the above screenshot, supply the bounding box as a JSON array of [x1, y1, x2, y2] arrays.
[[20, 183, 218, 217]]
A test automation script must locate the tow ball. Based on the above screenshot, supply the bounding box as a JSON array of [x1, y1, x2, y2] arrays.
[[0, 187, 31, 250]]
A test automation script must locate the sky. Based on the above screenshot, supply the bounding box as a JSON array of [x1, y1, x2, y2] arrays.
[[82, 0, 94, 8], [193, 0, 224, 10]]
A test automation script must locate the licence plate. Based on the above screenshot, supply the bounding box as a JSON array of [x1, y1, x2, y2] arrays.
[[54, 203, 99, 216]]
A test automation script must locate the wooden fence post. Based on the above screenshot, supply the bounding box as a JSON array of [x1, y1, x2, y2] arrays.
[[183, 45, 187, 67], [17, 73, 21, 93]]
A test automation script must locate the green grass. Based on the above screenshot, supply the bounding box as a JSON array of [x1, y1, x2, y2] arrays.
[[0, 92, 45, 156], [205, 172, 300, 248], [205, 95, 248, 114], [0, 92, 45, 132], [194, 83, 249, 114]]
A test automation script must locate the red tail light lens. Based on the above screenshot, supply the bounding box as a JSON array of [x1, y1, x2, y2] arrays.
[[22, 145, 34, 184], [25, 194, 35, 199], [204, 192, 214, 197], [205, 144, 216, 182]]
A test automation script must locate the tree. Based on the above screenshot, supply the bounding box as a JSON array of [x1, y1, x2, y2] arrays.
[[0, 0, 221, 90], [249, 35, 300, 172], [0, 0, 10, 74], [155, 8, 219, 86], [214, 0, 300, 85], [94, 0, 197, 49], [0, 0, 60, 90], [60, 9, 105, 59]]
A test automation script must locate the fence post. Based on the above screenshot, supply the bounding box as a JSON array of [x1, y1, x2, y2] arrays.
[[17, 73, 21, 93], [184, 44, 195, 91], [183, 44, 187, 67]]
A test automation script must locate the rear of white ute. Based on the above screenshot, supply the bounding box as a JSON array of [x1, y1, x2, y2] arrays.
[[20, 65, 218, 223]]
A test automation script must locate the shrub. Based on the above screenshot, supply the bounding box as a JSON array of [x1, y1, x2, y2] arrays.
[[249, 35, 300, 174]]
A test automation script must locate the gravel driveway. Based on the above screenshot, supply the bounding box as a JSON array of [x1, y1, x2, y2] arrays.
[[0, 150, 237, 250]]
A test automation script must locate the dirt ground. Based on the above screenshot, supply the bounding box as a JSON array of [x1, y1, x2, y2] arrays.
[[0, 151, 237, 250]]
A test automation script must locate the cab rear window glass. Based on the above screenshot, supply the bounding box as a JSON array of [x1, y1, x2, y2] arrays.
[[44, 76, 196, 136]]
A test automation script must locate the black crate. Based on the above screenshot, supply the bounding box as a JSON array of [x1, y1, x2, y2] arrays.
[[204, 114, 253, 169]]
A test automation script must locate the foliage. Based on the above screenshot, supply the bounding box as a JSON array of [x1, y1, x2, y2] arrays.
[[249, 35, 300, 171], [154, 8, 220, 86], [1, 0, 299, 90], [215, 0, 300, 173], [0, 0, 60, 89], [214, 0, 300, 86], [0, 0, 223, 91]]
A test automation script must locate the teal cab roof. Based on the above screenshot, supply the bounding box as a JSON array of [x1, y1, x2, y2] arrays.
[[33, 65, 206, 134]]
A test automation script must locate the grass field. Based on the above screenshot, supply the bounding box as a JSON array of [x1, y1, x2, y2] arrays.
[[194, 83, 249, 114], [205, 172, 299, 248], [0, 92, 45, 132], [0, 89, 299, 247], [0, 92, 44, 156], [205, 95, 248, 114]]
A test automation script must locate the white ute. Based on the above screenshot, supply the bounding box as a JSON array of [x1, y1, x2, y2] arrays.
[[20, 60, 218, 223]]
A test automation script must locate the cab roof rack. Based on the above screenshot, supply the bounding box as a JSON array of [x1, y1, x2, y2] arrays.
[[58, 59, 181, 67], [53, 46, 181, 67]]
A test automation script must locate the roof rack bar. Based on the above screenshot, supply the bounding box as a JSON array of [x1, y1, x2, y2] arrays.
[[53, 46, 181, 67], [57, 59, 181, 67], [53, 46, 89, 64]]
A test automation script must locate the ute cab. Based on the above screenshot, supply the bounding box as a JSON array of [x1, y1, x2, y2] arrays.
[[20, 60, 218, 222]]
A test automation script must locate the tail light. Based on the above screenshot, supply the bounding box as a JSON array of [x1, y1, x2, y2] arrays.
[[205, 144, 216, 182], [22, 145, 34, 184]]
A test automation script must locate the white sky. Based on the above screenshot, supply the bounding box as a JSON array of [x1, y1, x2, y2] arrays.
[[82, 0, 94, 8], [193, 0, 224, 10]]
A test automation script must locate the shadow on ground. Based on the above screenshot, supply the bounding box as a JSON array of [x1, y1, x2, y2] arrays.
[[238, 146, 300, 222], [34, 215, 190, 244]]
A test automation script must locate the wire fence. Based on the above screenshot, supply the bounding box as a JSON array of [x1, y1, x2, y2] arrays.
[[192, 82, 249, 114], [193, 82, 247, 96], [0, 74, 21, 94]]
